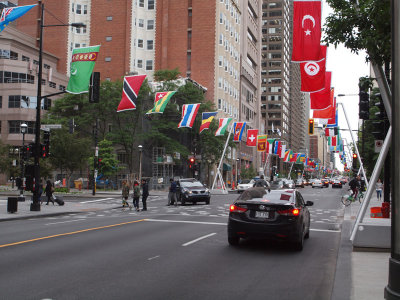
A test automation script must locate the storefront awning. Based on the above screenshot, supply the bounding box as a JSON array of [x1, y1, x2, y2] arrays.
[[223, 163, 232, 171]]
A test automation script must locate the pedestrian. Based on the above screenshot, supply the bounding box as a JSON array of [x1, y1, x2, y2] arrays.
[[39, 180, 44, 204], [44, 180, 54, 205], [121, 180, 131, 210], [133, 180, 141, 211], [168, 178, 177, 206], [376, 178, 383, 201], [349, 175, 361, 198], [141, 179, 149, 211], [253, 175, 270, 189]]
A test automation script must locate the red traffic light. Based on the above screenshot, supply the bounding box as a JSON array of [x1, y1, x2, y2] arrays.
[[353, 153, 357, 159], [189, 158, 195, 163]]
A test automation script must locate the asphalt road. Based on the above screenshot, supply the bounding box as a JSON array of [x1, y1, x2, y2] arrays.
[[0, 185, 348, 300]]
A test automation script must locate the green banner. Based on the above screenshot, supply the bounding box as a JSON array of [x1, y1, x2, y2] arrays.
[[66, 45, 100, 94]]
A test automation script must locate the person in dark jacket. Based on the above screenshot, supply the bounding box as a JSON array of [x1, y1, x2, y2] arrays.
[[44, 180, 54, 205], [349, 175, 361, 198], [168, 178, 177, 206], [141, 179, 149, 211], [132, 180, 141, 211]]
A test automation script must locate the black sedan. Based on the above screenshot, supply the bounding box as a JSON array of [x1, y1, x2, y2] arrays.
[[177, 178, 210, 205], [332, 179, 343, 188], [227, 187, 313, 250]]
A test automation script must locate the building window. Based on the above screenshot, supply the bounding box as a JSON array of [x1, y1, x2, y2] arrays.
[[138, 19, 144, 28], [10, 51, 18, 60], [139, 0, 144, 7], [137, 59, 143, 68], [146, 60, 153, 70], [59, 85, 66, 91], [0, 96, 2, 108], [0, 49, 10, 59], [76, 4, 82, 14], [106, 16, 113, 21], [106, 36, 112, 42], [137, 39, 143, 48], [148, 0, 154, 9], [72, 3, 74, 12], [147, 40, 153, 50], [49, 81, 56, 88], [22, 55, 30, 62], [218, 99, 222, 110], [83, 4, 88, 14], [75, 43, 80, 48], [105, 57, 112, 62], [147, 20, 154, 30]]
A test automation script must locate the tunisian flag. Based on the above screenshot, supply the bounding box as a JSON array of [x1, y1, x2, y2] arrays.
[[246, 129, 258, 147], [300, 45, 327, 92], [310, 72, 332, 110], [292, 0, 322, 62]]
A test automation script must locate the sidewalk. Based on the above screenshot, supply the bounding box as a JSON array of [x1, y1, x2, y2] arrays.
[[341, 193, 390, 300], [0, 186, 168, 222]]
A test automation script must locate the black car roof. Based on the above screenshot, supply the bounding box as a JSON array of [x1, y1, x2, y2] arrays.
[[237, 187, 296, 204]]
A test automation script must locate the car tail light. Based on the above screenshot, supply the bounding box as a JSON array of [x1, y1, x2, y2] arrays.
[[229, 204, 248, 213], [277, 208, 300, 216]]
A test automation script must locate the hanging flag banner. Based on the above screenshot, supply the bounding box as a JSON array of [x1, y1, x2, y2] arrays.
[[325, 127, 336, 137], [233, 122, 246, 142], [291, 0, 322, 62], [147, 91, 176, 114], [313, 95, 335, 119], [199, 112, 217, 133], [274, 141, 282, 156], [296, 153, 306, 164], [0, 4, 37, 32], [284, 149, 292, 162], [327, 107, 338, 127], [328, 136, 338, 146], [66, 45, 101, 94], [291, 153, 299, 163], [257, 135, 267, 152], [178, 103, 201, 128], [310, 72, 332, 110], [116, 75, 147, 112], [280, 144, 286, 159], [300, 45, 327, 92], [266, 138, 275, 154], [246, 129, 258, 147], [215, 118, 232, 136]]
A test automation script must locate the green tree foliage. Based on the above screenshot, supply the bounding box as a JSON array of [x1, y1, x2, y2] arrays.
[[240, 165, 257, 180], [324, 0, 391, 65], [0, 141, 12, 175], [90, 139, 121, 177]]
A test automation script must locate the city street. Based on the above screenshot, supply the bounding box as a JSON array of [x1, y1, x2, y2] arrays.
[[0, 186, 348, 300]]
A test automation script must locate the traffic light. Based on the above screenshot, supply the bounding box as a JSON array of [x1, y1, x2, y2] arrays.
[[189, 157, 195, 169], [89, 72, 100, 103], [359, 87, 370, 120], [372, 93, 387, 139], [308, 118, 314, 135], [27, 143, 35, 158], [352, 153, 358, 172], [22, 145, 28, 160], [42, 131, 50, 158]]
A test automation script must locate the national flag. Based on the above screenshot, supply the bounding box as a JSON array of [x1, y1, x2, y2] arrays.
[[233, 122, 246, 142], [199, 112, 217, 133], [246, 129, 258, 147], [300, 45, 327, 92], [296, 154, 306, 164], [284, 149, 292, 162], [305, 157, 310, 166], [147, 91, 176, 114], [257, 135, 268, 152], [0, 4, 37, 32], [325, 127, 336, 137], [310, 72, 332, 110], [280, 144, 286, 159], [274, 141, 282, 155], [67, 45, 101, 94], [291, 153, 299, 163], [328, 136, 338, 146], [291, 0, 322, 62], [313, 96, 335, 119], [271, 123, 275, 133], [178, 103, 201, 128], [327, 107, 338, 127], [266, 138, 275, 154], [215, 118, 232, 136], [116, 75, 147, 112]]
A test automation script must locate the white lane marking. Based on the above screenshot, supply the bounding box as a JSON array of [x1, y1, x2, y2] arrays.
[[80, 198, 114, 203], [310, 228, 341, 233], [145, 219, 226, 226], [182, 233, 217, 247], [148, 255, 160, 261], [45, 219, 85, 226]]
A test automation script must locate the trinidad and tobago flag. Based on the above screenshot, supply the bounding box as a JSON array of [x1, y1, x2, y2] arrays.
[[117, 75, 146, 112]]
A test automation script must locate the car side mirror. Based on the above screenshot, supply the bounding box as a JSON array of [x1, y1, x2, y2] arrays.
[[306, 201, 314, 206]]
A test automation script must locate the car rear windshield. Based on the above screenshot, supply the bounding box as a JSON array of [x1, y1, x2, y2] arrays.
[[237, 188, 294, 203]]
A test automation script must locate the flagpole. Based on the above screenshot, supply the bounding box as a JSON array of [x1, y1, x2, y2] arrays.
[[211, 123, 234, 193], [288, 162, 294, 180]]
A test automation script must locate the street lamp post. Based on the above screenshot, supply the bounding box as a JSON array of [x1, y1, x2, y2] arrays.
[[235, 158, 239, 187], [20, 123, 27, 198], [30, 3, 86, 211], [138, 145, 143, 183]]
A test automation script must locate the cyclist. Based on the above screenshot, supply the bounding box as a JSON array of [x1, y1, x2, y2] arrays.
[[349, 175, 361, 199]]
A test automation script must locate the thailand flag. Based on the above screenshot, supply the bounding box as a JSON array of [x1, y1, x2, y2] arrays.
[[178, 103, 200, 128]]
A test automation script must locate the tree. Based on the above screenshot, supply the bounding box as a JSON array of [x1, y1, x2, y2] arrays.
[[90, 139, 121, 177], [240, 165, 257, 180]]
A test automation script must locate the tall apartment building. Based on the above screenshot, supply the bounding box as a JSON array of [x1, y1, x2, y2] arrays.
[[18, 0, 157, 81]]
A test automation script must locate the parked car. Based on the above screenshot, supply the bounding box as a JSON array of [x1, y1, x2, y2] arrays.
[[312, 179, 323, 188], [237, 179, 255, 193], [332, 179, 343, 188], [283, 179, 295, 189], [177, 178, 210, 205], [295, 179, 304, 188], [227, 187, 313, 250]]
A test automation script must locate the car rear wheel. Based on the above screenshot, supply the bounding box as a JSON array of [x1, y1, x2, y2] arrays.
[[228, 235, 240, 246], [293, 228, 304, 251], [181, 196, 185, 206]]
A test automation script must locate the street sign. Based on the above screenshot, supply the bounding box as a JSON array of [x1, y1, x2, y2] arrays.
[[41, 124, 62, 129], [375, 140, 383, 153]]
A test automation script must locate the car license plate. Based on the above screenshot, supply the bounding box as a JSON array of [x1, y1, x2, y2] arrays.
[[255, 211, 269, 218]]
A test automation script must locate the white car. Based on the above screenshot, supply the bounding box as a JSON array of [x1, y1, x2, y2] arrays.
[[237, 179, 255, 193], [312, 179, 323, 188]]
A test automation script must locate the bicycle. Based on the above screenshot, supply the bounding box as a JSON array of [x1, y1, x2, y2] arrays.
[[341, 189, 364, 206]]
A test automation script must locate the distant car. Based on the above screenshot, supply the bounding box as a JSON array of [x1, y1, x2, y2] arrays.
[[228, 188, 313, 250], [312, 179, 323, 188], [295, 179, 304, 188], [322, 178, 330, 187], [332, 179, 343, 188], [237, 179, 255, 193], [270, 180, 284, 190], [284, 179, 295, 189], [177, 178, 210, 205]]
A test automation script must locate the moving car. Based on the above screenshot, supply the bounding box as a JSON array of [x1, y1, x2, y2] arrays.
[[322, 178, 330, 187], [332, 179, 343, 188], [227, 187, 313, 250], [270, 180, 284, 190], [295, 179, 304, 188], [177, 178, 210, 205], [283, 179, 295, 189], [312, 179, 323, 188], [237, 179, 255, 193]]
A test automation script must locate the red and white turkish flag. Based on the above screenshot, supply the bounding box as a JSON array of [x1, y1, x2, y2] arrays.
[[292, 0, 322, 62], [300, 45, 327, 92], [310, 72, 332, 110], [246, 129, 258, 147]]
